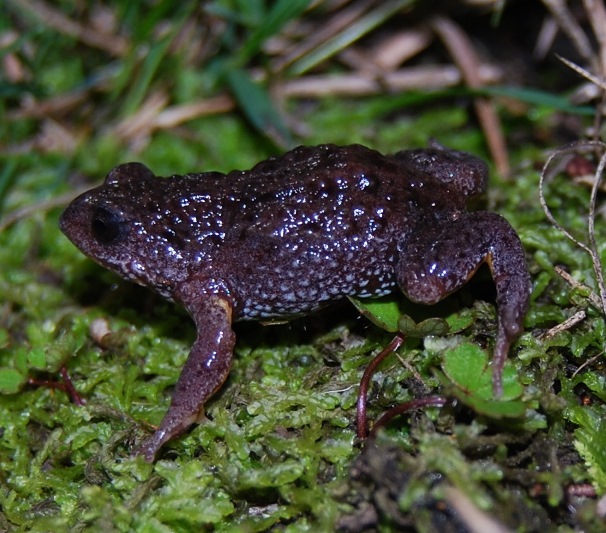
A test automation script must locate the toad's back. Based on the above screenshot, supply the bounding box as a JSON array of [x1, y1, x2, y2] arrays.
[[60, 144, 474, 320], [210, 145, 458, 318]]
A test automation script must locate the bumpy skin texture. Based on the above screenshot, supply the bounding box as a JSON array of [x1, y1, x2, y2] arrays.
[[60, 144, 530, 461]]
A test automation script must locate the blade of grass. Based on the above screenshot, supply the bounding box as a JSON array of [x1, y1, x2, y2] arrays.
[[238, 0, 311, 64], [117, 35, 173, 116], [205, 0, 265, 26], [225, 67, 292, 147], [0, 159, 18, 216], [115, 5, 196, 116], [480, 85, 595, 115], [289, 0, 416, 76]]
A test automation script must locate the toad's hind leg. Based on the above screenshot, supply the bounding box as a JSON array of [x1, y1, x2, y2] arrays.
[[396, 211, 530, 396]]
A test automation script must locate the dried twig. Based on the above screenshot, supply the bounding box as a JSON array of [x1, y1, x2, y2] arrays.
[[539, 310, 586, 340], [571, 351, 604, 378]]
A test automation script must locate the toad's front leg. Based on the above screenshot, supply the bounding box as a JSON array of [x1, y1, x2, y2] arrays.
[[396, 211, 530, 396], [136, 280, 236, 462]]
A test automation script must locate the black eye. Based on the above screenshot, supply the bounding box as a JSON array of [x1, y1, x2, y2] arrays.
[[91, 207, 126, 244]]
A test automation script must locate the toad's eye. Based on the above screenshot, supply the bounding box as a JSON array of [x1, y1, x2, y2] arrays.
[[91, 207, 126, 244]]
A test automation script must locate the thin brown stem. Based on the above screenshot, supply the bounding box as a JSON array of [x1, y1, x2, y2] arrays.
[[356, 333, 405, 438], [369, 395, 447, 438]]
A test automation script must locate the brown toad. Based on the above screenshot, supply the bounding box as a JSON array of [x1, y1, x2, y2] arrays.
[[60, 144, 530, 461]]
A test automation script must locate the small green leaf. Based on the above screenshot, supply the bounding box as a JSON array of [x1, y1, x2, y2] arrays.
[[13, 346, 29, 374], [28, 347, 48, 370], [27, 329, 85, 372], [398, 315, 450, 337], [445, 309, 475, 333], [348, 295, 403, 332], [0, 367, 27, 394], [349, 295, 474, 338], [439, 343, 526, 418]]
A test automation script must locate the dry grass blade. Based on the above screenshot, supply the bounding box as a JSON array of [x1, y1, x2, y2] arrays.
[[582, 0, 606, 74], [543, 0, 606, 132], [431, 16, 509, 177], [152, 96, 235, 129], [541, 0, 594, 63], [534, 15, 560, 60], [0, 187, 92, 232], [557, 56, 606, 92], [372, 29, 433, 70], [278, 64, 502, 97], [586, 146, 606, 314], [8, 90, 92, 121], [9, 0, 129, 56], [114, 91, 170, 146]]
